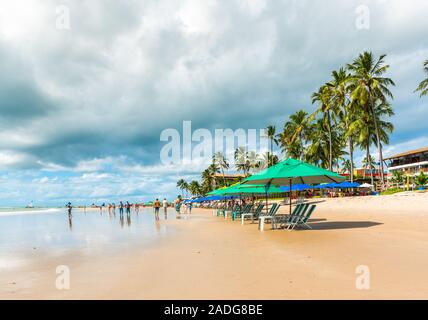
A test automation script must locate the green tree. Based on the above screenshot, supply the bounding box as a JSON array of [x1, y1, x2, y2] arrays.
[[312, 85, 338, 171], [176, 179, 188, 197], [415, 60, 428, 97], [362, 155, 376, 186], [234, 147, 250, 176], [347, 51, 395, 190], [391, 170, 404, 186], [265, 125, 277, 167], [415, 172, 428, 187], [212, 152, 229, 186], [188, 181, 202, 196], [260, 152, 279, 170], [341, 159, 355, 176]]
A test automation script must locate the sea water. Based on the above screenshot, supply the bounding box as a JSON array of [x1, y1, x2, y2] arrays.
[[0, 207, 177, 269]]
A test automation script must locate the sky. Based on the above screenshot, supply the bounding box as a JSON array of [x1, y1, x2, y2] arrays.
[[0, 0, 427, 206]]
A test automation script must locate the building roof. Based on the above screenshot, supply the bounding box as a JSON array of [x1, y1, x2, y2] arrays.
[[384, 146, 428, 161]]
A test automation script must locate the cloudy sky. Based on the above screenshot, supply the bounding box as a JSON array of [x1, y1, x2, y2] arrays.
[[0, 0, 427, 206]]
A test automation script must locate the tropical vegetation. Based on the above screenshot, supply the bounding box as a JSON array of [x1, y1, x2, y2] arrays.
[[178, 52, 427, 196]]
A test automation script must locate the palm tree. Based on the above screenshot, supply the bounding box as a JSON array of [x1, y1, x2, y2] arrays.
[[213, 152, 229, 186], [176, 179, 186, 197], [265, 125, 277, 167], [247, 151, 261, 173], [347, 51, 395, 190], [363, 155, 376, 186], [415, 60, 428, 97], [282, 110, 311, 161], [341, 159, 355, 176], [329, 68, 357, 181], [305, 119, 330, 168], [188, 181, 202, 196], [312, 85, 337, 171], [201, 169, 213, 193], [391, 170, 404, 187], [234, 147, 249, 176], [260, 152, 279, 170]]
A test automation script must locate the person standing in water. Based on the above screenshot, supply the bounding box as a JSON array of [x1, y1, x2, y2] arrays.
[[119, 201, 124, 216], [154, 199, 161, 220], [174, 196, 182, 214], [162, 198, 168, 218], [126, 201, 131, 215]]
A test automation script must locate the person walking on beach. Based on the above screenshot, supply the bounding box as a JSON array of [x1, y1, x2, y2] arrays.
[[119, 201, 124, 216], [174, 196, 182, 214], [126, 201, 131, 215], [66, 202, 72, 215], [154, 199, 161, 220], [163, 198, 168, 218], [135, 202, 140, 214]]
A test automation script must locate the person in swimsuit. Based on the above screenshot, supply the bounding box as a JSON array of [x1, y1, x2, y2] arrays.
[[154, 199, 161, 220]]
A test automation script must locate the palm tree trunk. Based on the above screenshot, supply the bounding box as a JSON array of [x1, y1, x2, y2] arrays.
[[299, 132, 304, 161], [366, 144, 374, 187], [369, 97, 385, 190], [221, 167, 226, 186], [349, 137, 354, 183]]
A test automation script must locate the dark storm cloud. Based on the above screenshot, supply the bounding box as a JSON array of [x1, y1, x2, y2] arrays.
[[0, 45, 56, 123], [0, 0, 428, 204]]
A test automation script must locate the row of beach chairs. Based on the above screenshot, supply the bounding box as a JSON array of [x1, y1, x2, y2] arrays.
[[218, 202, 317, 231]]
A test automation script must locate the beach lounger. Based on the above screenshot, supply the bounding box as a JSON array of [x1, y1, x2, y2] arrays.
[[272, 203, 303, 229], [240, 204, 265, 225], [224, 205, 241, 220], [232, 204, 252, 221], [283, 204, 310, 230], [292, 205, 316, 230], [258, 204, 281, 231]]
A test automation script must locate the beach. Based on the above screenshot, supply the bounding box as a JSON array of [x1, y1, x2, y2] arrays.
[[1, 193, 428, 300]]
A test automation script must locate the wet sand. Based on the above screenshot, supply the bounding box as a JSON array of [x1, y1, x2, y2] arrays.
[[1, 192, 428, 299]]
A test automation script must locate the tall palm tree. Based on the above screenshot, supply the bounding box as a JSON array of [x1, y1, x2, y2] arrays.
[[347, 51, 395, 190], [363, 155, 376, 186], [312, 85, 338, 171], [176, 179, 186, 197], [265, 125, 277, 167], [260, 152, 279, 170], [282, 110, 311, 161], [341, 159, 355, 176], [247, 151, 261, 173], [234, 147, 249, 176], [213, 152, 229, 186], [201, 169, 213, 194], [415, 60, 428, 97], [305, 119, 330, 168], [329, 68, 356, 181], [189, 181, 202, 196]]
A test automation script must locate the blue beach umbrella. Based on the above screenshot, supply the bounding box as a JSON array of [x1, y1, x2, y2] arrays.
[[280, 184, 313, 192]]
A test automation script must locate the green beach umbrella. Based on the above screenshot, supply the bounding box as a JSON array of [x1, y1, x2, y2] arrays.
[[224, 184, 282, 195], [241, 158, 345, 214]]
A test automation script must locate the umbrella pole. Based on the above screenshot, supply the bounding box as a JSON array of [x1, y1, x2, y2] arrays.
[[265, 183, 270, 214], [289, 178, 292, 215]]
